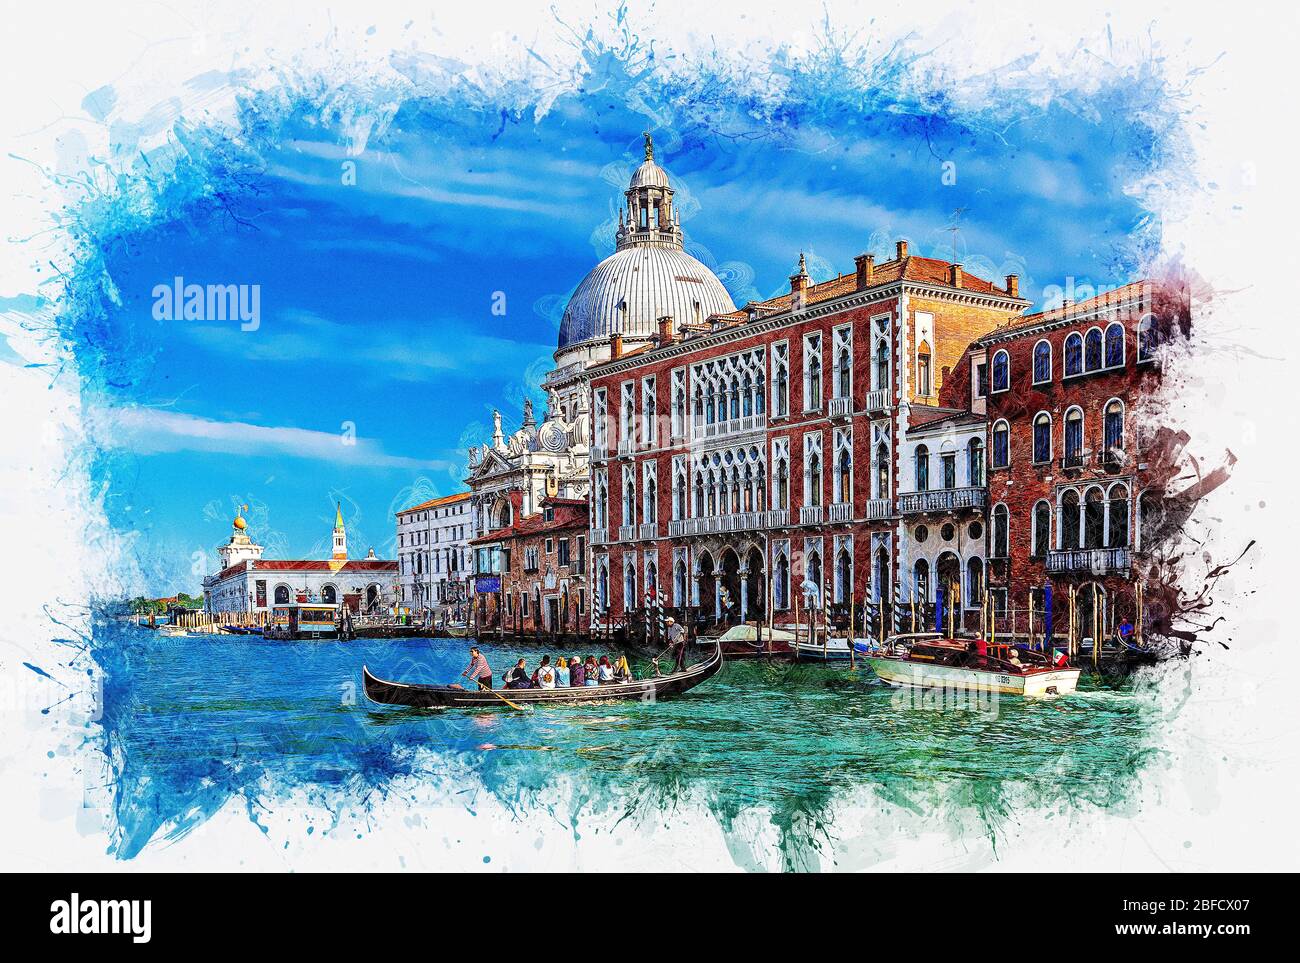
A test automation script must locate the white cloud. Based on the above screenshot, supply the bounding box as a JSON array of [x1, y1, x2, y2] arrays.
[[89, 406, 449, 470]]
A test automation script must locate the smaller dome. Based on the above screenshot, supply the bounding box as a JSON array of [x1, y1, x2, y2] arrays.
[[629, 160, 670, 190], [233, 516, 246, 531]]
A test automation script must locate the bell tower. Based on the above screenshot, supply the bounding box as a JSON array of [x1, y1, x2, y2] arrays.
[[217, 504, 264, 571], [615, 132, 683, 252], [332, 503, 348, 560]]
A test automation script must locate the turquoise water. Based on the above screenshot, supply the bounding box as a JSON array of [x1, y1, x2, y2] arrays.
[[93, 621, 1157, 862]]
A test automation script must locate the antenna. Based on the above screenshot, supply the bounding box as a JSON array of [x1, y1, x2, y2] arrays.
[[947, 207, 968, 264]]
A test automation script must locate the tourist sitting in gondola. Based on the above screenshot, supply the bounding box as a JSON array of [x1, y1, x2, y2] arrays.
[[614, 655, 632, 683], [596, 656, 616, 684], [534, 656, 557, 690], [555, 658, 571, 687], [569, 656, 585, 687], [504, 659, 532, 689], [583, 656, 600, 686]]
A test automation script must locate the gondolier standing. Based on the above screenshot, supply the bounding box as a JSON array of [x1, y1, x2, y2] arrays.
[[666, 617, 688, 673], [462, 646, 493, 690]]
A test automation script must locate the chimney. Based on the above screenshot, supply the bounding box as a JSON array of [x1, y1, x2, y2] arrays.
[[789, 251, 810, 296], [657, 315, 674, 346], [949, 263, 963, 288], [896, 239, 909, 260], [854, 253, 875, 291], [1005, 274, 1019, 298], [611, 333, 623, 360]]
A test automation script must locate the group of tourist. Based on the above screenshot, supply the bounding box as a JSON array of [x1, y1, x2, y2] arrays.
[[460, 647, 632, 690]]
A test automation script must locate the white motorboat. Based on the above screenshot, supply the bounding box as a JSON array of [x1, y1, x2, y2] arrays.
[[864, 635, 1080, 697]]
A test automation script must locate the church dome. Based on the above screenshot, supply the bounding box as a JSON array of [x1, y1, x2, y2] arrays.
[[557, 133, 735, 352], [558, 245, 735, 349]]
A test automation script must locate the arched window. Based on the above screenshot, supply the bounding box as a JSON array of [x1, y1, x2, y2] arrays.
[[623, 558, 637, 610], [274, 585, 290, 605], [1084, 328, 1103, 371], [693, 472, 705, 517], [806, 450, 822, 506], [917, 342, 932, 396], [807, 354, 822, 409], [1032, 340, 1052, 384], [776, 460, 789, 510], [991, 350, 1010, 392], [646, 560, 658, 597], [837, 348, 851, 399], [1103, 399, 1124, 453], [1064, 332, 1083, 376], [967, 438, 984, 487], [874, 548, 890, 603], [806, 552, 822, 603], [1032, 500, 1051, 557], [597, 560, 609, 613], [644, 476, 657, 524], [674, 473, 686, 519], [1138, 314, 1157, 363], [321, 584, 337, 604], [915, 444, 930, 491], [875, 442, 889, 498], [913, 559, 930, 602], [1084, 487, 1105, 549], [874, 340, 889, 391], [1060, 490, 1081, 549], [1108, 484, 1130, 548], [774, 554, 790, 609], [1033, 412, 1052, 464], [966, 557, 983, 608], [835, 549, 852, 604], [1064, 407, 1084, 467], [1105, 322, 1125, 367], [992, 504, 1009, 558], [992, 421, 1010, 468], [837, 448, 852, 503]]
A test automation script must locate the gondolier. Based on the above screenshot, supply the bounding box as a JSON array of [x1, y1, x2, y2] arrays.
[[461, 646, 493, 689], [666, 617, 688, 672]]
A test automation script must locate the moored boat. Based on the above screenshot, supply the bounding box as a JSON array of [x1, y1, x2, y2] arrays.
[[706, 623, 796, 660], [864, 634, 1080, 697], [793, 637, 858, 661], [363, 641, 723, 708]]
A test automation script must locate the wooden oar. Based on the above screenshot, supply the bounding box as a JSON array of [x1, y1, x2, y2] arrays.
[[472, 678, 526, 711]]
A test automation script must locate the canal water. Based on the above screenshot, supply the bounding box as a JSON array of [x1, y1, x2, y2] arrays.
[[93, 621, 1158, 862]]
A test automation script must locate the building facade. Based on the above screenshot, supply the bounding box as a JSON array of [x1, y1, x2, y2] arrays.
[[203, 505, 397, 614], [395, 491, 473, 617], [470, 495, 589, 639], [586, 242, 1028, 631], [975, 280, 1173, 641]]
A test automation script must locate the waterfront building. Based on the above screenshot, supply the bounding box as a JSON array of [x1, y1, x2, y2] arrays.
[[202, 505, 397, 615], [469, 495, 589, 638], [972, 280, 1176, 640], [395, 491, 472, 618], [586, 241, 1028, 630], [464, 134, 736, 542]]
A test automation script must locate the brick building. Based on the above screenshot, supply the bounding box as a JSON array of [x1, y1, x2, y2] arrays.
[[973, 280, 1176, 641], [586, 242, 1028, 631], [470, 495, 589, 639]]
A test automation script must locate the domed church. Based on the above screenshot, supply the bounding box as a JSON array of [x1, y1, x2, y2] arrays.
[[466, 134, 735, 536]]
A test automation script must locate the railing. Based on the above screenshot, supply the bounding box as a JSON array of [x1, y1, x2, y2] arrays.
[[828, 501, 853, 522], [617, 524, 636, 542], [765, 508, 790, 528], [897, 486, 987, 515], [638, 522, 657, 540], [865, 498, 892, 520], [668, 518, 693, 537], [667, 509, 797, 537], [799, 505, 823, 525], [691, 412, 767, 442], [1061, 451, 1086, 470], [865, 388, 889, 412], [590, 528, 608, 546], [1046, 547, 1132, 574], [617, 436, 636, 457], [1095, 447, 1126, 471], [829, 397, 852, 418]]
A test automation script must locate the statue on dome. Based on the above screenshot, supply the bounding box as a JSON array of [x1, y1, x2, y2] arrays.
[[643, 131, 654, 161]]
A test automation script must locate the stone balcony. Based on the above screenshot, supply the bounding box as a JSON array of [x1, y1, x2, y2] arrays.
[[799, 504, 823, 525], [637, 522, 658, 540], [828, 501, 853, 522], [1046, 547, 1132, 575], [691, 413, 767, 443], [829, 396, 852, 418], [865, 388, 889, 413], [590, 527, 608, 546], [865, 498, 892, 520], [617, 524, 636, 542], [897, 486, 987, 515]]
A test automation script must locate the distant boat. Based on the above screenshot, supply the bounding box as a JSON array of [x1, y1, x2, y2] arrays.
[[707, 623, 796, 660], [863, 634, 1080, 697], [265, 602, 341, 641], [792, 636, 857, 661], [363, 642, 723, 709]]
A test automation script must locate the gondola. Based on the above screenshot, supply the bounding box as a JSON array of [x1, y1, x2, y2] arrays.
[[362, 641, 724, 709]]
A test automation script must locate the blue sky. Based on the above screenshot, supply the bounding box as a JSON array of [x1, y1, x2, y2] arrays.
[[77, 79, 1157, 594]]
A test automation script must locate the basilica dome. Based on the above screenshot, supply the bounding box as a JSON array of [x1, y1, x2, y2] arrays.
[[556, 134, 735, 354]]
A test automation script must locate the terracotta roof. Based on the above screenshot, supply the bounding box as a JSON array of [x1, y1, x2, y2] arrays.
[[907, 405, 981, 431], [211, 558, 397, 581], [398, 491, 471, 515], [981, 280, 1150, 339], [470, 499, 589, 545]]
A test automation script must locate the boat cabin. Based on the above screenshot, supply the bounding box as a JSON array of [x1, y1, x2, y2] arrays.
[[268, 602, 340, 640]]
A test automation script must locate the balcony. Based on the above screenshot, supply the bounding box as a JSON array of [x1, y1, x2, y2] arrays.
[[829, 396, 852, 419], [617, 437, 636, 458], [865, 498, 892, 520], [691, 413, 767, 443], [638, 522, 658, 540], [590, 527, 608, 546], [1060, 451, 1086, 472], [828, 501, 853, 522], [617, 524, 636, 542], [1095, 447, 1127, 472], [1046, 547, 1132, 575], [865, 388, 889, 413], [898, 486, 987, 515], [765, 508, 790, 528], [668, 518, 694, 537], [799, 505, 823, 525]]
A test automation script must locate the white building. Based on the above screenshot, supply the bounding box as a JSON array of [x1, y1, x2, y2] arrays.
[[395, 491, 473, 615], [203, 504, 398, 614]]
